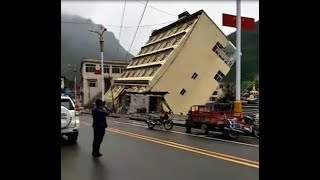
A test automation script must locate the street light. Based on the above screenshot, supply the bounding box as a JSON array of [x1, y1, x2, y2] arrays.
[[89, 25, 107, 101], [67, 64, 77, 102]]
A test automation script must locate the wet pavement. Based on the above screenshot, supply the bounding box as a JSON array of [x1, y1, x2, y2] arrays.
[[61, 114, 259, 180]]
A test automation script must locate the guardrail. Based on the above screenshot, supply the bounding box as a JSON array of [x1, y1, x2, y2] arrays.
[[242, 104, 259, 115]]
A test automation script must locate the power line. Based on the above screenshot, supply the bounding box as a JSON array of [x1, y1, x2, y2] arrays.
[[125, 0, 149, 60], [61, 20, 175, 28], [116, 0, 127, 57], [135, 0, 177, 17]]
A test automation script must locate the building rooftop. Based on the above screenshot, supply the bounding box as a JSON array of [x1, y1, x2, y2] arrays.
[[151, 9, 228, 40], [80, 59, 131, 70]]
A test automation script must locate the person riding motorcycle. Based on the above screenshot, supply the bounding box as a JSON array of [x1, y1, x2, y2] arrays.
[[159, 110, 170, 123]]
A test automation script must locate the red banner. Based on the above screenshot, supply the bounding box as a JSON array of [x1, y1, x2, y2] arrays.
[[94, 69, 101, 74], [222, 13, 255, 30]]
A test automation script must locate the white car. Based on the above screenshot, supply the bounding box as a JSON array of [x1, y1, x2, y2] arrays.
[[61, 95, 80, 143]]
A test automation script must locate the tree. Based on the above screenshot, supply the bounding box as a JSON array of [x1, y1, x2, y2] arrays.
[[217, 83, 235, 103]]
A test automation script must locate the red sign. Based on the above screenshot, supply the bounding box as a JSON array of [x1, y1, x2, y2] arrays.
[[94, 68, 101, 74], [222, 13, 255, 30]]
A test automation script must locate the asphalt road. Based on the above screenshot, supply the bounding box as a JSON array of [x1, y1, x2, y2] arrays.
[[61, 114, 259, 180]]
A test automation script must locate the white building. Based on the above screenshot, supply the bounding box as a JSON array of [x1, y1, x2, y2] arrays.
[[80, 59, 130, 107]]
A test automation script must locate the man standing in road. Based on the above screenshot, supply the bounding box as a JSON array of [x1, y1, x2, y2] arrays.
[[91, 99, 109, 157]]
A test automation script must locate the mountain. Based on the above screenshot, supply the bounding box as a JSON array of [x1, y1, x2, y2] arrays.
[[61, 14, 134, 80], [223, 21, 259, 83]]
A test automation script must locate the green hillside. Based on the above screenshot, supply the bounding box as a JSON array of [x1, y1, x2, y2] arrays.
[[61, 14, 134, 81], [223, 21, 259, 83]]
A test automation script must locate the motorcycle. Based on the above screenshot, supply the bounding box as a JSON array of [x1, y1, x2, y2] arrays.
[[146, 113, 174, 130], [240, 115, 259, 138]]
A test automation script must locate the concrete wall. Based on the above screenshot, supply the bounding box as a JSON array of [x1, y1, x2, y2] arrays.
[[128, 94, 150, 114]]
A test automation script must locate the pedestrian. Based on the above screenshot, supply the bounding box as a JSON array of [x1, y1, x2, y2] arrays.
[[91, 99, 109, 157]]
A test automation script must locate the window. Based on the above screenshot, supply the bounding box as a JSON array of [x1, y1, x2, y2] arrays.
[[140, 58, 146, 65], [156, 54, 164, 61], [166, 39, 174, 47], [184, 22, 193, 30], [121, 71, 127, 78], [165, 30, 172, 37], [141, 69, 148, 77], [214, 70, 225, 82], [180, 88, 186, 95], [219, 84, 224, 89], [169, 28, 177, 36], [128, 71, 135, 77], [61, 98, 75, 110], [160, 51, 171, 61], [129, 60, 135, 66], [133, 59, 139, 66], [212, 91, 218, 95], [112, 67, 121, 73], [149, 55, 156, 63], [137, 69, 144, 77], [191, 73, 198, 79], [212, 41, 224, 52], [144, 56, 151, 64], [125, 71, 131, 77], [104, 65, 110, 74], [210, 97, 217, 101], [100, 65, 110, 74], [150, 36, 156, 43], [88, 80, 96, 87], [141, 47, 148, 54], [148, 67, 159, 77], [146, 36, 154, 44], [154, 42, 161, 51], [133, 70, 140, 77], [160, 41, 167, 49], [157, 33, 165, 40], [175, 26, 183, 33], [163, 41, 170, 48], [172, 37, 181, 45], [85, 64, 96, 72]]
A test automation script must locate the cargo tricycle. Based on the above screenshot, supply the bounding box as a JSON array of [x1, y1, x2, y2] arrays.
[[185, 103, 245, 140]]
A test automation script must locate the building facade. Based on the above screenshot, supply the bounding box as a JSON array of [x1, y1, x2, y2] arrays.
[[105, 10, 236, 114], [80, 59, 130, 106], [208, 83, 225, 102]]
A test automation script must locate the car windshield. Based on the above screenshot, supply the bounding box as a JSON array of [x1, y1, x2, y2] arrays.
[[61, 98, 74, 110]]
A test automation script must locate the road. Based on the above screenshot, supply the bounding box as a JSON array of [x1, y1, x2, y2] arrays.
[[61, 114, 259, 180]]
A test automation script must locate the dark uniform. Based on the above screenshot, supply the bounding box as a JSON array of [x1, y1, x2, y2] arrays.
[[91, 99, 109, 157]]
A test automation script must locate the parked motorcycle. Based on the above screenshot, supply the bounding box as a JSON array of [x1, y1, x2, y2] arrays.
[[146, 113, 174, 130], [240, 115, 259, 138]]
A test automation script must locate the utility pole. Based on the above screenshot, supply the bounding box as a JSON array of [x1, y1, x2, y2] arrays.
[[234, 0, 242, 116], [222, 0, 255, 117], [67, 64, 77, 102], [108, 70, 115, 113], [89, 25, 107, 101]]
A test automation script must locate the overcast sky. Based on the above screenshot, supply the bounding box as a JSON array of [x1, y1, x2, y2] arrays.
[[61, 0, 259, 55]]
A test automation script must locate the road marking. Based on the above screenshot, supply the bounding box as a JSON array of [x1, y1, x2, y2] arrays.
[[107, 128, 259, 169], [131, 121, 146, 125], [80, 121, 259, 169], [113, 121, 259, 148]]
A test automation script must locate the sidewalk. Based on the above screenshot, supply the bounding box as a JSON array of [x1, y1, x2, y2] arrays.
[[80, 109, 186, 127]]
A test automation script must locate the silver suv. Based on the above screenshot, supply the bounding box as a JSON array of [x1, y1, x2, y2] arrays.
[[61, 95, 80, 143]]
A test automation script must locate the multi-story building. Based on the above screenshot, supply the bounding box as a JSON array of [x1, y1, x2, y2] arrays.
[[208, 83, 225, 102], [105, 10, 236, 114], [80, 59, 130, 106]]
